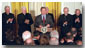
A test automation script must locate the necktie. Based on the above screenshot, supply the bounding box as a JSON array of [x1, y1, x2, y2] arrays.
[[43, 15, 45, 24]]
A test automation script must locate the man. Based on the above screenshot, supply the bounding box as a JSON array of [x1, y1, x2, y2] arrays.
[[46, 7, 55, 23], [17, 7, 33, 37], [33, 31, 40, 45], [58, 7, 73, 39], [35, 7, 53, 28], [22, 31, 35, 45], [2, 6, 16, 45], [49, 30, 59, 45], [65, 35, 75, 45], [34, 7, 54, 38], [72, 9, 82, 31]]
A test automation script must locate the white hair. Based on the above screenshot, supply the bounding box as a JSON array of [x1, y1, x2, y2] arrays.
[[4, 6, 10, 10], [22, 31, 31, 41]]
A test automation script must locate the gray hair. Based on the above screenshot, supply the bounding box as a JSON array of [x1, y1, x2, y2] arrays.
[[63, 7, 69, 11], [4, 6, 10, 10]]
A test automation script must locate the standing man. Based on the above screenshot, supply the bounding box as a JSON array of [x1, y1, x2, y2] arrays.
[[46, 7, 55, 23], [2, 6, 16, 45], [73, 9, 82, 31], [58, 7, 73, 39], [17, 7, 33, 37]]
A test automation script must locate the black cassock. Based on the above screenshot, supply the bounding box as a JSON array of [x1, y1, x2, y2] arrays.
[[58, 14, 73, 38], [17, 13, 33, 37], [72, 14, 82, 29], [2, 12, 16, 45]]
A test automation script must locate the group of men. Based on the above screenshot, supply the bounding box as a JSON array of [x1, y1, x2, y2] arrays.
[[2, 6, 82, 45]]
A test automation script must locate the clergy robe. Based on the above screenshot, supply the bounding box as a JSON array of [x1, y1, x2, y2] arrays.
[[2, 12, 16, 45], [58, 14, 73, 38], [17, 13, 33, 37], [72, 14, 82, 29]]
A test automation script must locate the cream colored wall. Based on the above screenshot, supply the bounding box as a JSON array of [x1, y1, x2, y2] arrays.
[[61, 2, 82, 15], [29, 2, 46, 16], [2, 2, 11, 13]]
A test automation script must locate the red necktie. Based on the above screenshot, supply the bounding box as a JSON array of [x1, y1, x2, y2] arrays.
[[43, 15, 45, 24]]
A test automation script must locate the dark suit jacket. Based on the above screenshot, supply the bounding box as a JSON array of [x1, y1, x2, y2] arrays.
[[57, 14, 73, 34], [2, 12, 16, 45], [48, 13, 54, 23], [17, 13, 33, 33], [72, 14, 82, 28], [34, 14, 54, 28]]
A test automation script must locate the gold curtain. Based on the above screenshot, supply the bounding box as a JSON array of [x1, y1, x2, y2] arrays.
[[11, 2, 29, 16], [46, 2, 61, 30]]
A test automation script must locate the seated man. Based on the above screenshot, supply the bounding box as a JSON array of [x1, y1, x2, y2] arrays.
[[49, 30, 59, 45], [34, 7, 54, 38], [33, 31, 40, 45], [39, 35, 49, 45], [65, 35, 75, 45], [22, 31, 35, 45]]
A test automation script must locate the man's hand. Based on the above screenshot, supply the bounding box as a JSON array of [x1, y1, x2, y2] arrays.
[[10, 18, 13, 22], [46, 24, 50, 28], [63, 21, 68, 25], [24, 19, 30, 24], [39, 25, 43, 28], [7, 18, 13, 23], [75, 18, 80, 23]]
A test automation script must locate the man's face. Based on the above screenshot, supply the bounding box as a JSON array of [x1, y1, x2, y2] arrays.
[[5, 7, 10, 14], [46, 8, 49, 14], [76, 10, 80, 16], [25, 38, 32, 45], [72, 28, 76, 32], [64, 8, 68, 15], [22, 8, 26, 14], [41, 8, 46, 15]]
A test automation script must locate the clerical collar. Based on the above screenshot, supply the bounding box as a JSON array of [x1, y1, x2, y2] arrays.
[[5, 12, 10, 15], [64, 14, 68, 16], [22, 13, 26, 15]]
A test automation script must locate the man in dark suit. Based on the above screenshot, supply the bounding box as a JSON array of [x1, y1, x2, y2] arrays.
[[72, 9, 82, 31], [34, 7, 54, 38], [35, 7, 54, 28], [46, 7, 55, 23], [58, 7, 73, 39], [17, 7, 33, 37], [2, 6, 16, 45]]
